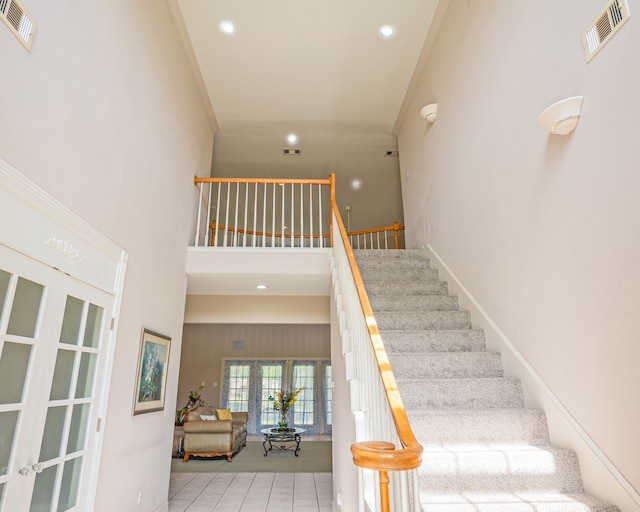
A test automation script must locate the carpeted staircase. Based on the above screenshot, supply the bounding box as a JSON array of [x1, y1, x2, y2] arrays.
[[353, 249, 619, 512]]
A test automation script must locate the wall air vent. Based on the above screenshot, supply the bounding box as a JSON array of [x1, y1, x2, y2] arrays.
[[582, 0, 630, 61], [282, 148, 301, 156], [0, 0, 36, 51]]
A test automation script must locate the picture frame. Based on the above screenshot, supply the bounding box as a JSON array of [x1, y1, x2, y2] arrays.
[[133, 328, 171, 415]]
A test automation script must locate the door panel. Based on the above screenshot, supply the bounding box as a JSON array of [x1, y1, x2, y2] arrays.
[[0, 244, 113, 512]]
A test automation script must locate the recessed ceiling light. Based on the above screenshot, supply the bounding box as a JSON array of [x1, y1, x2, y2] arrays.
[[286, 133, 298, 145], [219, 20, 235, 35], [256, 284, 268, 290], [350, 178, 363, 191], [379, 25, 395, 39]]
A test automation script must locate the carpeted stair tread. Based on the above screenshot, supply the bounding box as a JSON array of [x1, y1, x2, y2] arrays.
[[366, 280, 449, 295], [407, 409, 549, 445], [389, 352, 503, 379], [370, 294, 459, 312], [418, 444, 583, 494], [398, 377, 524, 409], [381, 329, 487, 353], [354, 249, 425, 259], [355, 256, 432, 270], [419, 492, 620, 511], [376, 310, 471, 330], [360, 267, 440, 282]]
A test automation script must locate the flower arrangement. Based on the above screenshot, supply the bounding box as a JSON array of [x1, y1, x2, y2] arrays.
[[269, 387, 303, 428]]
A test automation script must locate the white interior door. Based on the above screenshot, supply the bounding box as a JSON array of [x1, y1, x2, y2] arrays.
[[0, 244, 113, 512]]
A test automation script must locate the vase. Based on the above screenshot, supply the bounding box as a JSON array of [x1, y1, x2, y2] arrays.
[[278, 409, 289, 429]]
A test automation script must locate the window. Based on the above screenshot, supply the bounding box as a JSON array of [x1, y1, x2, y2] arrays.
[[222, 359, 331, 435]]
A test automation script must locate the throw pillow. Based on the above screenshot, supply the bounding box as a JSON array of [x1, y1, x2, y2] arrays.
[[216, 409, 232, 420], [200, 414, 217, 421]]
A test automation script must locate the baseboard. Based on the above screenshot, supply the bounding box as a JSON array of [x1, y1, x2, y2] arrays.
[[424, 244, 640, 511], [154, 501, 168, 512]]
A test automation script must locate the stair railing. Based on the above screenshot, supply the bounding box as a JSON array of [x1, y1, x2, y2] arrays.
[[348, 222, 405, 250], [330, 187, 422, 511]]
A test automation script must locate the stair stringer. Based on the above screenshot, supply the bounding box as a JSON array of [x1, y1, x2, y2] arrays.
[[423, 244, 640, 512]]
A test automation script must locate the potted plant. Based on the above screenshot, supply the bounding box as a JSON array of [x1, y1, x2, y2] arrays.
[[176, 385, 204, 425]]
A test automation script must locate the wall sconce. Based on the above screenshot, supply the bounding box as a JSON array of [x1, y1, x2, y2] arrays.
[[537, 96, 584, 135], [420, 103, 438, 123]]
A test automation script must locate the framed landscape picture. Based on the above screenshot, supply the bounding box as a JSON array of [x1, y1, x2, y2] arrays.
[[133, 328, 171, 415]]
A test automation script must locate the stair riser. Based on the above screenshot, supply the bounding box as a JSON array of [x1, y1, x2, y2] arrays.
[[408, 409, 549, 445], [389, 353, 503, 379], [398, 378, 524, 409], [381, 330, 487, 353], [376, 311, 471, 331], [417, 447, 583, 494], [370, 295, 459, 312], [420, 496, 620, 512]]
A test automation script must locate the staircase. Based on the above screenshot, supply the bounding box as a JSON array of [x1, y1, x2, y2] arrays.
[[353, 249, 619, 512]]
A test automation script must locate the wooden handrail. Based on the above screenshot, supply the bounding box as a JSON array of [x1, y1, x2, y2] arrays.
[[330, 180, 422, 511], [208, 221, 330, 242], [194, 176, 332, 186]]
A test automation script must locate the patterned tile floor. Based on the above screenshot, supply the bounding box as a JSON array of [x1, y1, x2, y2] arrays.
[[168, 472, 333, 512]]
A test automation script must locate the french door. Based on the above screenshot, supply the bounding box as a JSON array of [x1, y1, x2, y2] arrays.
[[223, 359, 332, 435], [0, 244, 113, 512]]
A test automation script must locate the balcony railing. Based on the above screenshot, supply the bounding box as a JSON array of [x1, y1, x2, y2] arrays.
[[193, 176, 404, 249]]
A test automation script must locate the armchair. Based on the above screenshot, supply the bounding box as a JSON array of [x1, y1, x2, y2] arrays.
[[182, 406, 248, 463]]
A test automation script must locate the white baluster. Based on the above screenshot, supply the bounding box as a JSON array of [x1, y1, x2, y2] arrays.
[[195, 181, 203, 246], [233, 182, 240, 247], [214, 183, 221, 247], [223, 182, 230, 247], [253, 182, 258, 247]]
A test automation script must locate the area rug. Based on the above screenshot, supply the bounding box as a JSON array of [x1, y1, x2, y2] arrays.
[[170, 441, 332, 473]]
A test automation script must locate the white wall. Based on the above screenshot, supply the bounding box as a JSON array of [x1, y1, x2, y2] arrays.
[[184, 296, 330, 324], [397, 0, 640, 508], [0, 1, 214, 511]]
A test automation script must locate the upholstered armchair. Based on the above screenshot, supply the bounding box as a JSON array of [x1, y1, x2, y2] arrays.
[[182, 406, 248, 463]]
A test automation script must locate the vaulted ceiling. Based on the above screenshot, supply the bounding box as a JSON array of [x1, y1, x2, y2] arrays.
[[170, 0, 441, 138]]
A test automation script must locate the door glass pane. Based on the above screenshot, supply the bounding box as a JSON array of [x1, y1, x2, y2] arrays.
[[59, 296, 83, 345], [39, 406, 67, 462], [66, 404, 89, 454], [57, 457, 82, 512], [292, 364, 314, 426], [0, 342, 31, 404], [324, 364, 332, 426], [82, 304, 103, 348], [0, 411, 19, 476], [75, 353, 96, 399], [50, 350, 76, 400], [0, 269, 10, 321], [29, 464, 57, 512], [225, 364, 251, 412], [7, 277, 43, 338], [260, 364, 283, 426]]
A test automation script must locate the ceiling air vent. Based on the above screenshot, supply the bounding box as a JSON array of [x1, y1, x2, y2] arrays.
[[0, 0, 36, 51], [582, 0, 630, 61], [282, 148, 301, 156]]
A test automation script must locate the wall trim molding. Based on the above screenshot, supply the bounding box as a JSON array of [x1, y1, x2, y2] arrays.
[[425, 243, 640, 507]]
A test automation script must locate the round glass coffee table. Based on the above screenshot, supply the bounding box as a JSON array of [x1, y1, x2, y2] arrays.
[[260, 427, 306, 456]]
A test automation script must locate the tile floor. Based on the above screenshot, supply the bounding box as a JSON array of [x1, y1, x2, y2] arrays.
[[168, 472, 333, 512]]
